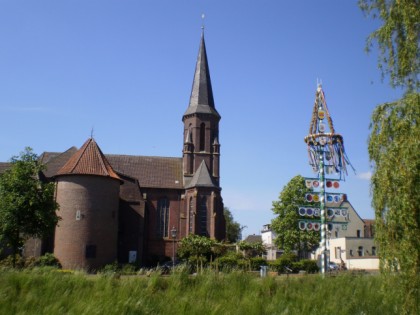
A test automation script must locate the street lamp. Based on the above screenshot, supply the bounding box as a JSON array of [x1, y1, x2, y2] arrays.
[[171, 226, 177, 268]]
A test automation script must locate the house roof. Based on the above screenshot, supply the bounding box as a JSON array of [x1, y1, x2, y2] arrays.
[[41, 147, 78, 178], [184, 33, 220, 118], [244, 234, 262, 243], [106, 154, 183, 189], [185, 160, 216, 189], [56, 138, 121, 181]]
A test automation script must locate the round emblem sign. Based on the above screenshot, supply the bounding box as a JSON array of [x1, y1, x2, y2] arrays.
[[318, 110, 325, 120], [299, 222, 306, 230]]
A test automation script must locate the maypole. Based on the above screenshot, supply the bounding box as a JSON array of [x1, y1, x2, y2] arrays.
[[302, 84, 353, 275]]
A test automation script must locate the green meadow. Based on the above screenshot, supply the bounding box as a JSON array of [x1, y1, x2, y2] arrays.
[[0, 268, 412, 315]]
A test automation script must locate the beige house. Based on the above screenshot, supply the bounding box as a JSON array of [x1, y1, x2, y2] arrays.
[[261, 224, 282, 260], [312, 197, 379, 270]]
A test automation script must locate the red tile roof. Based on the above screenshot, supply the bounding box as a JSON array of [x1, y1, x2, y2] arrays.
[[56, 138, 120, 181]]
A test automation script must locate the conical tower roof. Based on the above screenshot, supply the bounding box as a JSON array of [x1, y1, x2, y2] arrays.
[[184, 33, 220, 118], [56, 138, 121, 181]]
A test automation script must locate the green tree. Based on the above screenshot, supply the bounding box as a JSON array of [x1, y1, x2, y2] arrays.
[[360, 1, 419, 313], [238, 240, 266, 258], [224, 207, 243, 243], [271, 175, 319, 257], [177, 234, 217, 272], [359, 0, 419, 90], [368, 94, 419, 311], [0, 148, 59, 265]]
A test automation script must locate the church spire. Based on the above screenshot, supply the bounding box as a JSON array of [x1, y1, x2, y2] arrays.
[[184, 33, 220, 117]]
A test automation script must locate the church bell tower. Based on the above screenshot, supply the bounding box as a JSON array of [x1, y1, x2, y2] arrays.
[[182, 31, 221, 186]]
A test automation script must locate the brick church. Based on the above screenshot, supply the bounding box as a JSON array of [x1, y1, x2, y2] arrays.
[[24, 32, 226, 270]]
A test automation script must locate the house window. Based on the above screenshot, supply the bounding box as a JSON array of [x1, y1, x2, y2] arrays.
[[199, 123, 205, 151], [157, 198, 170, 238], [358, 246, 364, 257], [335, 231, 338, 238], [372, 246, 376, 256], [335, 247, 341, 259], [349, 249, 353, 256], [198, 196, 207, 236], [357, 230, 361, 238], [85, 245, 96, 258], [189, 197, 194, 233]]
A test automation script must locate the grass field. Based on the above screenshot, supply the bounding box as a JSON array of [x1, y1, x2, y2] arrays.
[[0, 268, 411, 315]]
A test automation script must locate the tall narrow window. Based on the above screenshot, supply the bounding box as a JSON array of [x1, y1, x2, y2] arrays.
[[198, 196, 207, 236], [199, 123, 205, 151], [189, 197, 194, 233], [356, 230, 361, 238], [372, 246, 376, 256], [157, 198, 169, 238], [358, 246, 364, 257]]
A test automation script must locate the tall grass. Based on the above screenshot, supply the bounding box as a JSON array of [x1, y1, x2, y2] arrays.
[[0, 268, 412, 315]]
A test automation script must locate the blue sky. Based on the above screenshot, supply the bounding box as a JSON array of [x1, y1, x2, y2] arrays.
[[0, 1, 402, 237]]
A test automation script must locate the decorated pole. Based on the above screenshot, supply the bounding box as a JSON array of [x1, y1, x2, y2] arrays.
[[303, 84, 353, 275], [319, 147, 327, 275]]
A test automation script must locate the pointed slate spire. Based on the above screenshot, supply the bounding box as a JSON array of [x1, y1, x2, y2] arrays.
[[185, 160, 217, 188], [56, 138, 121, 181], [184, 32, 220, 118]]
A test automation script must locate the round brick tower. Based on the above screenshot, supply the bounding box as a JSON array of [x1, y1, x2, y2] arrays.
[[53, 138, 121, 271]]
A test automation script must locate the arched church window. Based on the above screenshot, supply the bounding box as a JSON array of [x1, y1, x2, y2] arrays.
[[157, 198, 169, 238], [199, 123, 205, 151], [198, 196, 208, 236], [189, 197, 194, 233]]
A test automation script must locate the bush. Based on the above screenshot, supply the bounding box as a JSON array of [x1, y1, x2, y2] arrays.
[[0, 254, 26, 269], [294, 259, 318, 273], [121, 263, 137, 275], [249, 257, 267, 271], [35, 253, 61, 268], [101, 262, 119, 275], [213, 252, 242, 271], [268, 254, 297, 273], [0, 253, 61, 270]]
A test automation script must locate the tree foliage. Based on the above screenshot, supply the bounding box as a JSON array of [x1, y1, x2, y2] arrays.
[[0, 148, 59, 261], [368, 93, 420, 311], [224, 207, 242, 243], [359, 0, 420, 90], [271, 175, 319, 255], [360, 1, 420, 313], [237, 240, 266, 258], [177, 234, 216, 262]]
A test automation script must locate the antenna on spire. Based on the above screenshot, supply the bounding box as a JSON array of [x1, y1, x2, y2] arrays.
[[90, 127, 95, 139], [201, 13, 205, 31]]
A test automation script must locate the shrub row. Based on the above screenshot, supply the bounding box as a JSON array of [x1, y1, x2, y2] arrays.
[[211, 252, 318, 273], [0, 253, 61, 269]]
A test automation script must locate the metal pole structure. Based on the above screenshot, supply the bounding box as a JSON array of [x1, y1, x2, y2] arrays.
[[304, 84, 353, 277], [319, 147, 328, 275]]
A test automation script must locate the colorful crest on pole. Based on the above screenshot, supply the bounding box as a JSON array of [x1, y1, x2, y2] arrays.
[[304, 85, 354, 180]]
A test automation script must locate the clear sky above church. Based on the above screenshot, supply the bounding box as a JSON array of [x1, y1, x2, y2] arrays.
[[0, 1, 402, 237]]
